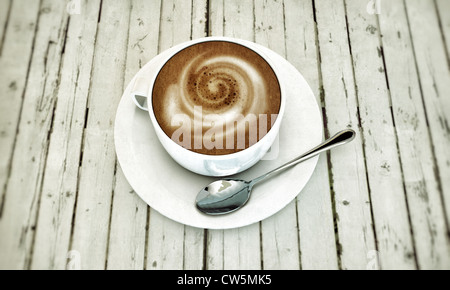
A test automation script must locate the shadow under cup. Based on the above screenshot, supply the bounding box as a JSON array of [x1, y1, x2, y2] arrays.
[[132, 37, 286, 176]]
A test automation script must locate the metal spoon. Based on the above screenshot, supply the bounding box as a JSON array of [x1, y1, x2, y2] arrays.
[[195, 129, 356, 215]]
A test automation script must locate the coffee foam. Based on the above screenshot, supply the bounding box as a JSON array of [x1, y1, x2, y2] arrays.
[[152, 41, 281, 155]]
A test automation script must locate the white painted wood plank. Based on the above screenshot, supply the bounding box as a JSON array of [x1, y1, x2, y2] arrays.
[[206, 0, 261, 270], [222, 226, 261, 270], [379, 0, 450, 270], [209, 223, 261, 269], [206, 229, 223, 269], [147, 210, 184, 270], [106, 0, 161, 270], [223, 0, 254, 42], [70, 0, 131, 270], [208, 0, 223, 36], [158, 0, 192, 52], [30, 0, 102, 270], [406, 0, 450, 238], [297, 156, 340, 269], [192, 0, 208, 39], [0, 0, 11, 55], [344, 0, 416, 269], [284, 0, 321, 104], [436, 0, 450, 61], [314, 0, 377, 270], [124, 0, 161, 80], [254, 0, 300, 270], [183, 226, 206, 270], [0, 0, 68, 270], [107, 168, 148, 270], [284, 0, 339, 270], [145, 0, 206, 270], [254, 0, 286, 57], [0, 1, 40, 247]]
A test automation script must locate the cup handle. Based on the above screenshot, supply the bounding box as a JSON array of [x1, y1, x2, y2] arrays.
[[131, 76, 150, 111]]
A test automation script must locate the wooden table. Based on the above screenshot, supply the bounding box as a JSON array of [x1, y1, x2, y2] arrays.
[[0, 0, 449, 270]]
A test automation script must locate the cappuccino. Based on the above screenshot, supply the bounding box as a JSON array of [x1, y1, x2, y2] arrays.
[[152, 41, 281, 155]]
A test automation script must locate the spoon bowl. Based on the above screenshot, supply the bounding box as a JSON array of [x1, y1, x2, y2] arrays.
[[195, 179, 252, 215]]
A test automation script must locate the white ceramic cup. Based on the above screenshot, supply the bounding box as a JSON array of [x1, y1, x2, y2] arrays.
[[131, 37, 286, 176]]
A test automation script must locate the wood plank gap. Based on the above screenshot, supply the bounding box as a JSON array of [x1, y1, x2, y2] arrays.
[[182, 225, 186, 270], [322, 107, 343, 270], [97, 0, 103, 23], [311, 0, 317, 23], [157, 0, 164, 54], [68, 151, 88, 266], [202, 229, 208, 270], [294, 190, 302, 270], [377, 45, 390, 93], [205, 0, 210, 36], [0, 0, 43, 221], [281, 0, 288, 68], [252, 0, 256, 42], [222, 0, 225, 36], [259, 221, 264, 270], [0, 0, 12, 57], [143, 206, 150, 270], [103, 162, 118, 270], [83, 108, 89, 129], [60, 17, 71, 55], [433, 0, 450, 70], [342, 0, 379, 262], [312, 0, 324, 107], [325, 149, 342, 269], [190, 0, 194, 40], [403, 0, 450, 235], [221, 229, 224, 269], [355, 102, 379, 253]]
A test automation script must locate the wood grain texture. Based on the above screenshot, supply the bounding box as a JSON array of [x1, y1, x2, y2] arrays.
[[70, 0, 131, 270], [106, 0, 161, 270], [0, 0, 68, 269], [30, 0, 102, 270], [0, 0, 449, 270], [435, 0, 450, 63], [345, 0, 416, 269], [406, 0, 450, 235], [379, 0, 450, 270], [284, 0, 338, 270], [0, 0, 11, 56], [0, 0, 41, 236], [314, 0, 376, 270]]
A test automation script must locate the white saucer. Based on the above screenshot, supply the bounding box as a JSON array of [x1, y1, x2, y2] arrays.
[[114, 40, 323, 229]]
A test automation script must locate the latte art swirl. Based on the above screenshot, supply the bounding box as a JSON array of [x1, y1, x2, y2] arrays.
[[152, 41, 281, 155], [167, 54, 269, 129], [183, 56, 256, 113]]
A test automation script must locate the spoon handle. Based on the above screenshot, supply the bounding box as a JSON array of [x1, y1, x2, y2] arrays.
[[249, 129, 356, 186]]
